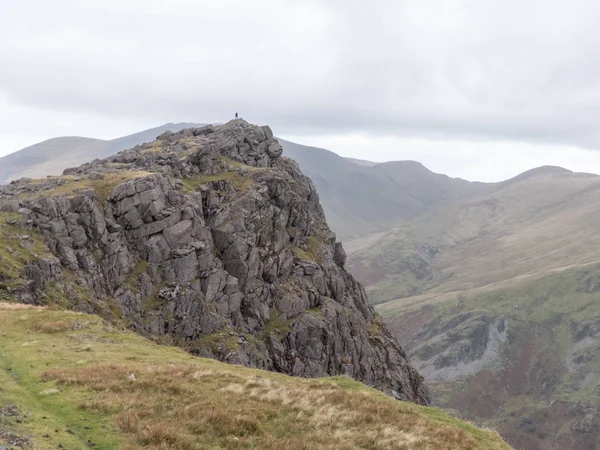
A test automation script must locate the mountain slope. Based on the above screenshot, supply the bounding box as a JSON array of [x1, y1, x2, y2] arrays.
[[0, 123, 200, 183], [348, 170, 600, 303], [378, 265, 600, 450], [0, 120, 429, 405], [280, 139, 490, 240], [346, 169, 600, 449], [0, 303, 510, 450]]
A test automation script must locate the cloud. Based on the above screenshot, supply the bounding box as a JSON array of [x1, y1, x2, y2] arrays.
[[2, 0, 600, 178]]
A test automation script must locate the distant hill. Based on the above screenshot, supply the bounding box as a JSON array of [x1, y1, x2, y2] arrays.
[[1, 129, 491, 241], [346, 157, 380, 167], [346, 168, 600, 449], [280, 139, 490, 240], [347, 169, 600, 303], [0, 123, 200, 183]]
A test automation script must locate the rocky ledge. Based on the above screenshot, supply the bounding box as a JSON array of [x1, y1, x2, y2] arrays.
[[0, 120, 430, 405]]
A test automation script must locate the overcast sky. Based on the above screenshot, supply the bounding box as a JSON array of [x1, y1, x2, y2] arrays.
[[2, 0, 600, 181]]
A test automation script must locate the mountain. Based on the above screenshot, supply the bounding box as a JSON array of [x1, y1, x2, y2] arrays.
[[0, 120, 429, 405], [0, 303, 509, 449], [3, 129, 492, 242], [347, 168, 600, 449], [346, 157, 380, 167], [0, 123, 200, 183], [280, 139, 490, 240]]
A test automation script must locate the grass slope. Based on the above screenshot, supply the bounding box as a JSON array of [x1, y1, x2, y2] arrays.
[[0, 303, 509, 450], [378, 264, 600, 450]]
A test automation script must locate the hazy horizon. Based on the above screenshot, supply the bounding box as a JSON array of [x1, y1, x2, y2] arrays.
[[2, 123, 599, 183], [4, 1, 600, 182]]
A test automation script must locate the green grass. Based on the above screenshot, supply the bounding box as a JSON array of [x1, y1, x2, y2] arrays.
[[190, 328, 240, 354], [125, 259, 149, 295], [0, 213, 52, 298], [368, 314, 385, 338], [0, 303, 510, 450], [291, 236, 323, 265], [306, 307, 324, 317], [261, 309, 293, 341]]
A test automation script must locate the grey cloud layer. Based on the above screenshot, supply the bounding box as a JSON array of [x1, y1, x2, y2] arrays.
[[2, 0, 600, 147]]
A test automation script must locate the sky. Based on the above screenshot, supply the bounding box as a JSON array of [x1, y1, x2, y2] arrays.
[[2, 0, 600, 181]]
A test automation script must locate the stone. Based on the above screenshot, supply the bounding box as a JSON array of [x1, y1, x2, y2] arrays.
[[334, 242, 347, 268], [0, 119, 430, 406]]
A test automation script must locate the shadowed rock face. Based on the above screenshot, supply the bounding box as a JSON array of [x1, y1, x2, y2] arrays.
[[0, 119, 430, 405]]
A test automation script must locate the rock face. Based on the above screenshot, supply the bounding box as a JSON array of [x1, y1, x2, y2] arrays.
[[0, 120, 430, 405]]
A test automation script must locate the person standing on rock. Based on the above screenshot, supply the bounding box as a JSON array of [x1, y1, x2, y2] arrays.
[[235, 112, 238, 119]]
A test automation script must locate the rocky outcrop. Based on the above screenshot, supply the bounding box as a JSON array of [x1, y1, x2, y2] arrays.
[[0, 120, 430, 405]]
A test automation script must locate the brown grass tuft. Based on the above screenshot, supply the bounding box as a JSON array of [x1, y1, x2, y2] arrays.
[[0, 302, 42, 310], [32, 320, 69, 333], [42, 363, 506, 449]]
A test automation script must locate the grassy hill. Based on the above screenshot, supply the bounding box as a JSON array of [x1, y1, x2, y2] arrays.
[[0, 302, 509, 450], [346, 169, 600, 449]]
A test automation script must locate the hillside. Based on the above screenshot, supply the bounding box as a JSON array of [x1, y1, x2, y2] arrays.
[[347, 169, 600, 303], [346, 169, 600, 449], [0, 123, 199, 183], [280, 139, 489, 240], [0, 303, 510, 449]]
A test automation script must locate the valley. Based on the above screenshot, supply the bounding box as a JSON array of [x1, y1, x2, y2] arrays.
[[346, 167, 600, 449]]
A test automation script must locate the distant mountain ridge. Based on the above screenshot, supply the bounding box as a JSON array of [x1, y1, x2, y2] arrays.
[[1, 124, 584, 244], [0, 123, 200, 183], [279, 139, 491, 240], [1, 128, 493, 241]]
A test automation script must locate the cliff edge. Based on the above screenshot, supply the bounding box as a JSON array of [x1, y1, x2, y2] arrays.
[[0, 120, 429, 405]]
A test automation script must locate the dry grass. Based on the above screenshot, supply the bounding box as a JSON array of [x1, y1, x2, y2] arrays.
[[42, 365, 498, 450], [21, 171, 151, 202], [32, 320, 69, 333], [0, 306, 510, 450], [0, 302, 41, 310]]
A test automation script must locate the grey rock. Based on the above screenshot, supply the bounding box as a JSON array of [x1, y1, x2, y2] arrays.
[[334, 242, 347, 268], [0, 119, 430, 406]]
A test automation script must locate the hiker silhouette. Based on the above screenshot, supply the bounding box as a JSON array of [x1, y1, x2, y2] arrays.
[[235, 112, 238, 119]]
